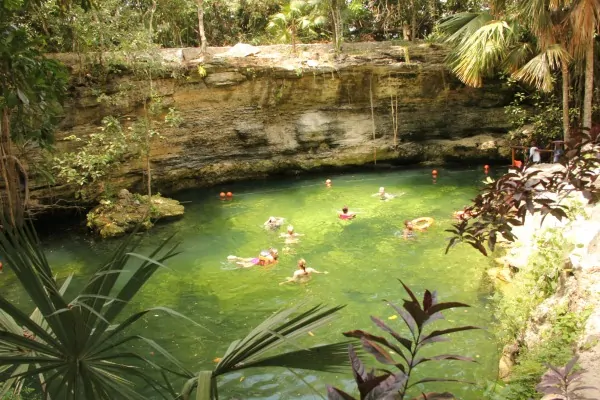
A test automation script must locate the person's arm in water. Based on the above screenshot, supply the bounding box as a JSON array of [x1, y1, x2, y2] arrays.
[[279, 275, 298, 285], [306, 267, 328, 274]]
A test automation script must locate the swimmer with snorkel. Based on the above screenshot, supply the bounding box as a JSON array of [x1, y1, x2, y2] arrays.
[[338, 206, 356, 220], [279, 258, 328, 285], [228, 248, 279, 268]]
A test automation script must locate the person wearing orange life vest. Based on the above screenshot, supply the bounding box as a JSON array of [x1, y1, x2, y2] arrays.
[[229, 248, 279, 268]]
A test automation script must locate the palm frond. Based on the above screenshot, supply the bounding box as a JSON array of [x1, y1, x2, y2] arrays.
[[450, 20, 515, 87], [502, 42, 536, 72], [439, 12, 494, 44], [569, 0, 600, 55], [519, 0, 556, 48], [513, 44, 570, 91], [232, 342, 353, 373], [0, 220, 190, 399]]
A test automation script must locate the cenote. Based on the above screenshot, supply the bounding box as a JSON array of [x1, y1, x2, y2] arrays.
[[2, 167, 502, 399]]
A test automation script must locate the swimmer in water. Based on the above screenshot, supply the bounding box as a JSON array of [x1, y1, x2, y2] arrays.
[[279, 259, 328, 285], [372, 187, 399, 201], [264, 216, 285, 230], [229, 248, 279, 268], [453, 209, 472, 220], [280, 225, 304, 244], [338, 206, 356, 220], [402, 219, 430, 240]]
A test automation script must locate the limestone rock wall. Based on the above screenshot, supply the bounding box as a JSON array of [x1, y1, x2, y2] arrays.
[[33, 42, 512, 204]]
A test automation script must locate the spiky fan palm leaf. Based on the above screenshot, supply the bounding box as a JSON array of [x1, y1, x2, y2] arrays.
[[0, 276, 71, 397], [181, 304, 354, 400], [0, 217, 201, 400], [513, 43, 571, 91], [450, 20, 516, 87], [439, 12, 495, 44]]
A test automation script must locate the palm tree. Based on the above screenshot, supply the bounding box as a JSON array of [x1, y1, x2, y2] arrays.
[[567, 0, 599, 132], [179, 304, 353, 399], [439, 7, 572, 141], [267, 0, 327, 54], [196, 0, 208, 53]]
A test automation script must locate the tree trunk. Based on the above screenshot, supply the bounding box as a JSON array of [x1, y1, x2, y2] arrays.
[[149, 0, 157, 38], [582, 38, 594, 132], [146, 155, 152, 197], [197, 0, 207, 54], [0, 108, 23, 227], [291, 23, 297, 54], [410, 0, 417, 41], [561, 63, 570, 144], [330, 0, 343, 54]]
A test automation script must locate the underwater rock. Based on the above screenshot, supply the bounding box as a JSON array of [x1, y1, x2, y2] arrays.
[[86, 194, 184, 238], [498, 342, 519, 381]]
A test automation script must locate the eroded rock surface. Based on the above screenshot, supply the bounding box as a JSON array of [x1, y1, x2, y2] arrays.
[[86, 189, 184, 237], [34, 42, 512, 205]]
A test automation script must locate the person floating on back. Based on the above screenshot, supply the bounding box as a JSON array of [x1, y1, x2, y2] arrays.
[[279, 258, 328, 285], [338, 206, 356, 220], [228, 248, 279, 268], [264, 216, 285, 230]]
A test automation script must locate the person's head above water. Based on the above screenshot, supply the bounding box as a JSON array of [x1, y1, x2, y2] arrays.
[[298, 258, 306, 270], [404, 219, 413, 229], [287, 225, 294, 234], [342, 206, 349, 214], [379, 187, 385, 194], [269, 248, 279, 259]]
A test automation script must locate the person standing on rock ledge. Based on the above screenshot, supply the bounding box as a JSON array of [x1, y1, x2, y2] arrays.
[[529, 143, 541, 164]]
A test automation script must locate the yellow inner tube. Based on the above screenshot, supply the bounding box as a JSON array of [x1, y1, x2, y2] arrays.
[[412, 217, 434, 230]]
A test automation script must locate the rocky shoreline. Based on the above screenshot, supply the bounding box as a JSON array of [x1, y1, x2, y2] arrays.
[[491, 185, 600, 394]]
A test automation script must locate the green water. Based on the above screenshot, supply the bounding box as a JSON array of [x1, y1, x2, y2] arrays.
[[2, 167, 502, 399]]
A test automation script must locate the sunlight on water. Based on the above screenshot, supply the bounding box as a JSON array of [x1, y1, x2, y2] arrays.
[[2, 167, 503, 399]]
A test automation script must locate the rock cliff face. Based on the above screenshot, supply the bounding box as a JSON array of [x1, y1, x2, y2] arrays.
[[33, 42, 512, 204]]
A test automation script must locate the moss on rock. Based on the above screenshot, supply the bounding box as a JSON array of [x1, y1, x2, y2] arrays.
[[87, 189, 184, 238]]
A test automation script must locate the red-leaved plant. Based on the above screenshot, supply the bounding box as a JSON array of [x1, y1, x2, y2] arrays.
[[326, 280, 480, 400], [446, 134, 599, 256], [536, 356, 598, 400]]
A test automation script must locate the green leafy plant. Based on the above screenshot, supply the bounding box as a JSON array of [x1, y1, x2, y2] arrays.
[[266, 0, 327, 54], [179, 304, 352, 400], [504, 88, 578, 145], [0, 214, 197, 399], [327, 280, 480, 399], [52, 116, 131, 199]]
